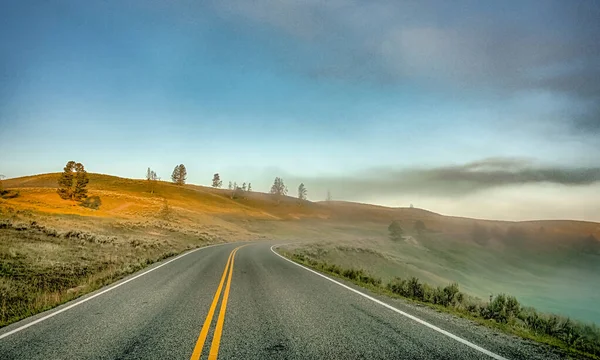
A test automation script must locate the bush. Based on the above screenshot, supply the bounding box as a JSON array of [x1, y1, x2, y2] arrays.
[[388, 220, 403, 241], [443, 283, 460, 307], [408, 277, 424, 300], [80, 196, 102, 210], [1, 190, 20, 199], [285, 251, 600, 357]]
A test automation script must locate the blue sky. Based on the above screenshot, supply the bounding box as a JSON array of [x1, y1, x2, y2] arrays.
[[1, 1, 599, 220]]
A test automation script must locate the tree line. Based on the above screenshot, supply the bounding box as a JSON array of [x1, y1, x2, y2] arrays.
[[54, 160, 332, 205]]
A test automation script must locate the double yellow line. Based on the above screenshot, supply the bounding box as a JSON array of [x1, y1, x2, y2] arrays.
[[190, 245, 246, 360]]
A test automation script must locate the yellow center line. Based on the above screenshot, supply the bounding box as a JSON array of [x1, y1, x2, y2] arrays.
[[190, 244, 248, 360], [189, 248, 235, 360], [207, 245, 240, 360]]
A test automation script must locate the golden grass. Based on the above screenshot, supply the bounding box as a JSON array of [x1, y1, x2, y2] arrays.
[[1, 172, 599, 329]]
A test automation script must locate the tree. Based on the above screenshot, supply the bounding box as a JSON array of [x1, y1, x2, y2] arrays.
[[414, 220, 426, 235], [212, 173, 222, 188], [171, 166, 179, 184], [57, 161, 89, 201], [233, 181, 238, 190], [270, 177, 287, 196], [242, 182, 247, 192], [326, 189, 332, 201], [146, 167, 158, 193], [171, 164, 187, 185], [74, 162, 89, 200], [388, 220, 403, 241], [247, 183, 252, 192], [298, 183, 307, 200], [228, 181, 233, 190]]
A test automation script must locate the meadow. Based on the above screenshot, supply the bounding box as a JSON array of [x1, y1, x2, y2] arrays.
[[1, 172, 599, 332]]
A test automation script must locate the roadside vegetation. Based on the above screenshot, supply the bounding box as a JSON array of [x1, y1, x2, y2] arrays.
[[283, 251, 600, 359], [1, 166, 598, 346], [0, 215, 224, 328]]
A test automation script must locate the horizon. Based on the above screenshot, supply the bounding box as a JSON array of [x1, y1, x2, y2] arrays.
[[1, 1, 599, 222], [4, 170, 600, 224]]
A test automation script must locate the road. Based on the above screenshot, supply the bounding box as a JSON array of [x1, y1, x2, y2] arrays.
[[0, 242, 556, 359]]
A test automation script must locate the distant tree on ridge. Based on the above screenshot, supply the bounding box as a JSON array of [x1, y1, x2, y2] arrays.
[[298, 183, 307, 200], [171, 164, 187, 185], [212, 173, 222, 188], [270, 177, 287, 196]]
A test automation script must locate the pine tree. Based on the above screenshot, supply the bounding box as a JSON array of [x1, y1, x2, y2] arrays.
[[298, 183, 307, 200], [247, 183, 252, 192], [146, 167, 158, 193], [57, 161, 88, 201], [177, 164, 187, 185], [171, 164, 187, 185], [212, 173, 222, 188], [171, 165, 180, 184], [242, 182, 247, 191], [270, 177, 288, 196], [73, 162, 89, 201], [57, 161, 76, 200]]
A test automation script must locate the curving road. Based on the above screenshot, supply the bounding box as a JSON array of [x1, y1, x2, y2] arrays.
[[0, 242, 558, 359]]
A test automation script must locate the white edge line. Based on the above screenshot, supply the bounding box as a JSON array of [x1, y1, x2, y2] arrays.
[[270, 245, 509, 360], [0, 242, 230, 340]]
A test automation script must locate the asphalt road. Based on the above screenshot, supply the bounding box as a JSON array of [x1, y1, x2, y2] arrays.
[[0, 242, 556, 359]]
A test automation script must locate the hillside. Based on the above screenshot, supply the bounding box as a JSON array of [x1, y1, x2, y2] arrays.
[[1, 172, 599, 325], [4, 172, 599, 235]]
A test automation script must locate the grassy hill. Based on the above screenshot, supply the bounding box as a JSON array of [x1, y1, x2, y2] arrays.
[[1, 172, 599, 327]]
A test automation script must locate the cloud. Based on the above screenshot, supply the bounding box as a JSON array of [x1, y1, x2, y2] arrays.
[[212, 0, 600, 133], [291, 158, 600, 200]]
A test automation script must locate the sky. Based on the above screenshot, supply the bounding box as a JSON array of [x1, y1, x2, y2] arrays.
[[1, 1, 599, 221]]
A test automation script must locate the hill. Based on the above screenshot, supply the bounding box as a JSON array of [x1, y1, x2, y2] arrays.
[[4, 172, 599, 234], [1, 172, 599, 326]]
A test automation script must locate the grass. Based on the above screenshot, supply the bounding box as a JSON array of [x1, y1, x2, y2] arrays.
[[283, 228, 600, 325], [280, 250, 600, 359], [0, 215, 225, 327], [1, 172, 599, 334]]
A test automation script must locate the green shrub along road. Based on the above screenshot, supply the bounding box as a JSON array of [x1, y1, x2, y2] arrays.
[[285, 252, 600, 359]]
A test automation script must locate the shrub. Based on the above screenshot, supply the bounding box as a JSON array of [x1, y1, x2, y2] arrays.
[[408, 277, 424, 300], [387, 277, 409, 297], [388, 220, 403, 241], [80, 196, 102, 210], [482, 294, 521, 324], [443, 283, 460, 307], [1, 190, 20, 199], [285, 251, 600, 357]]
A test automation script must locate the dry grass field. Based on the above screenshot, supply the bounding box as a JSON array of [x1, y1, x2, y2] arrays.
[[1, 172, 599, 328]]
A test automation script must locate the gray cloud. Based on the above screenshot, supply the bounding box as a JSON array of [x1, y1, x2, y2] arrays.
[[291, 158, 600, 199], [212, 0, 600, 133]]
